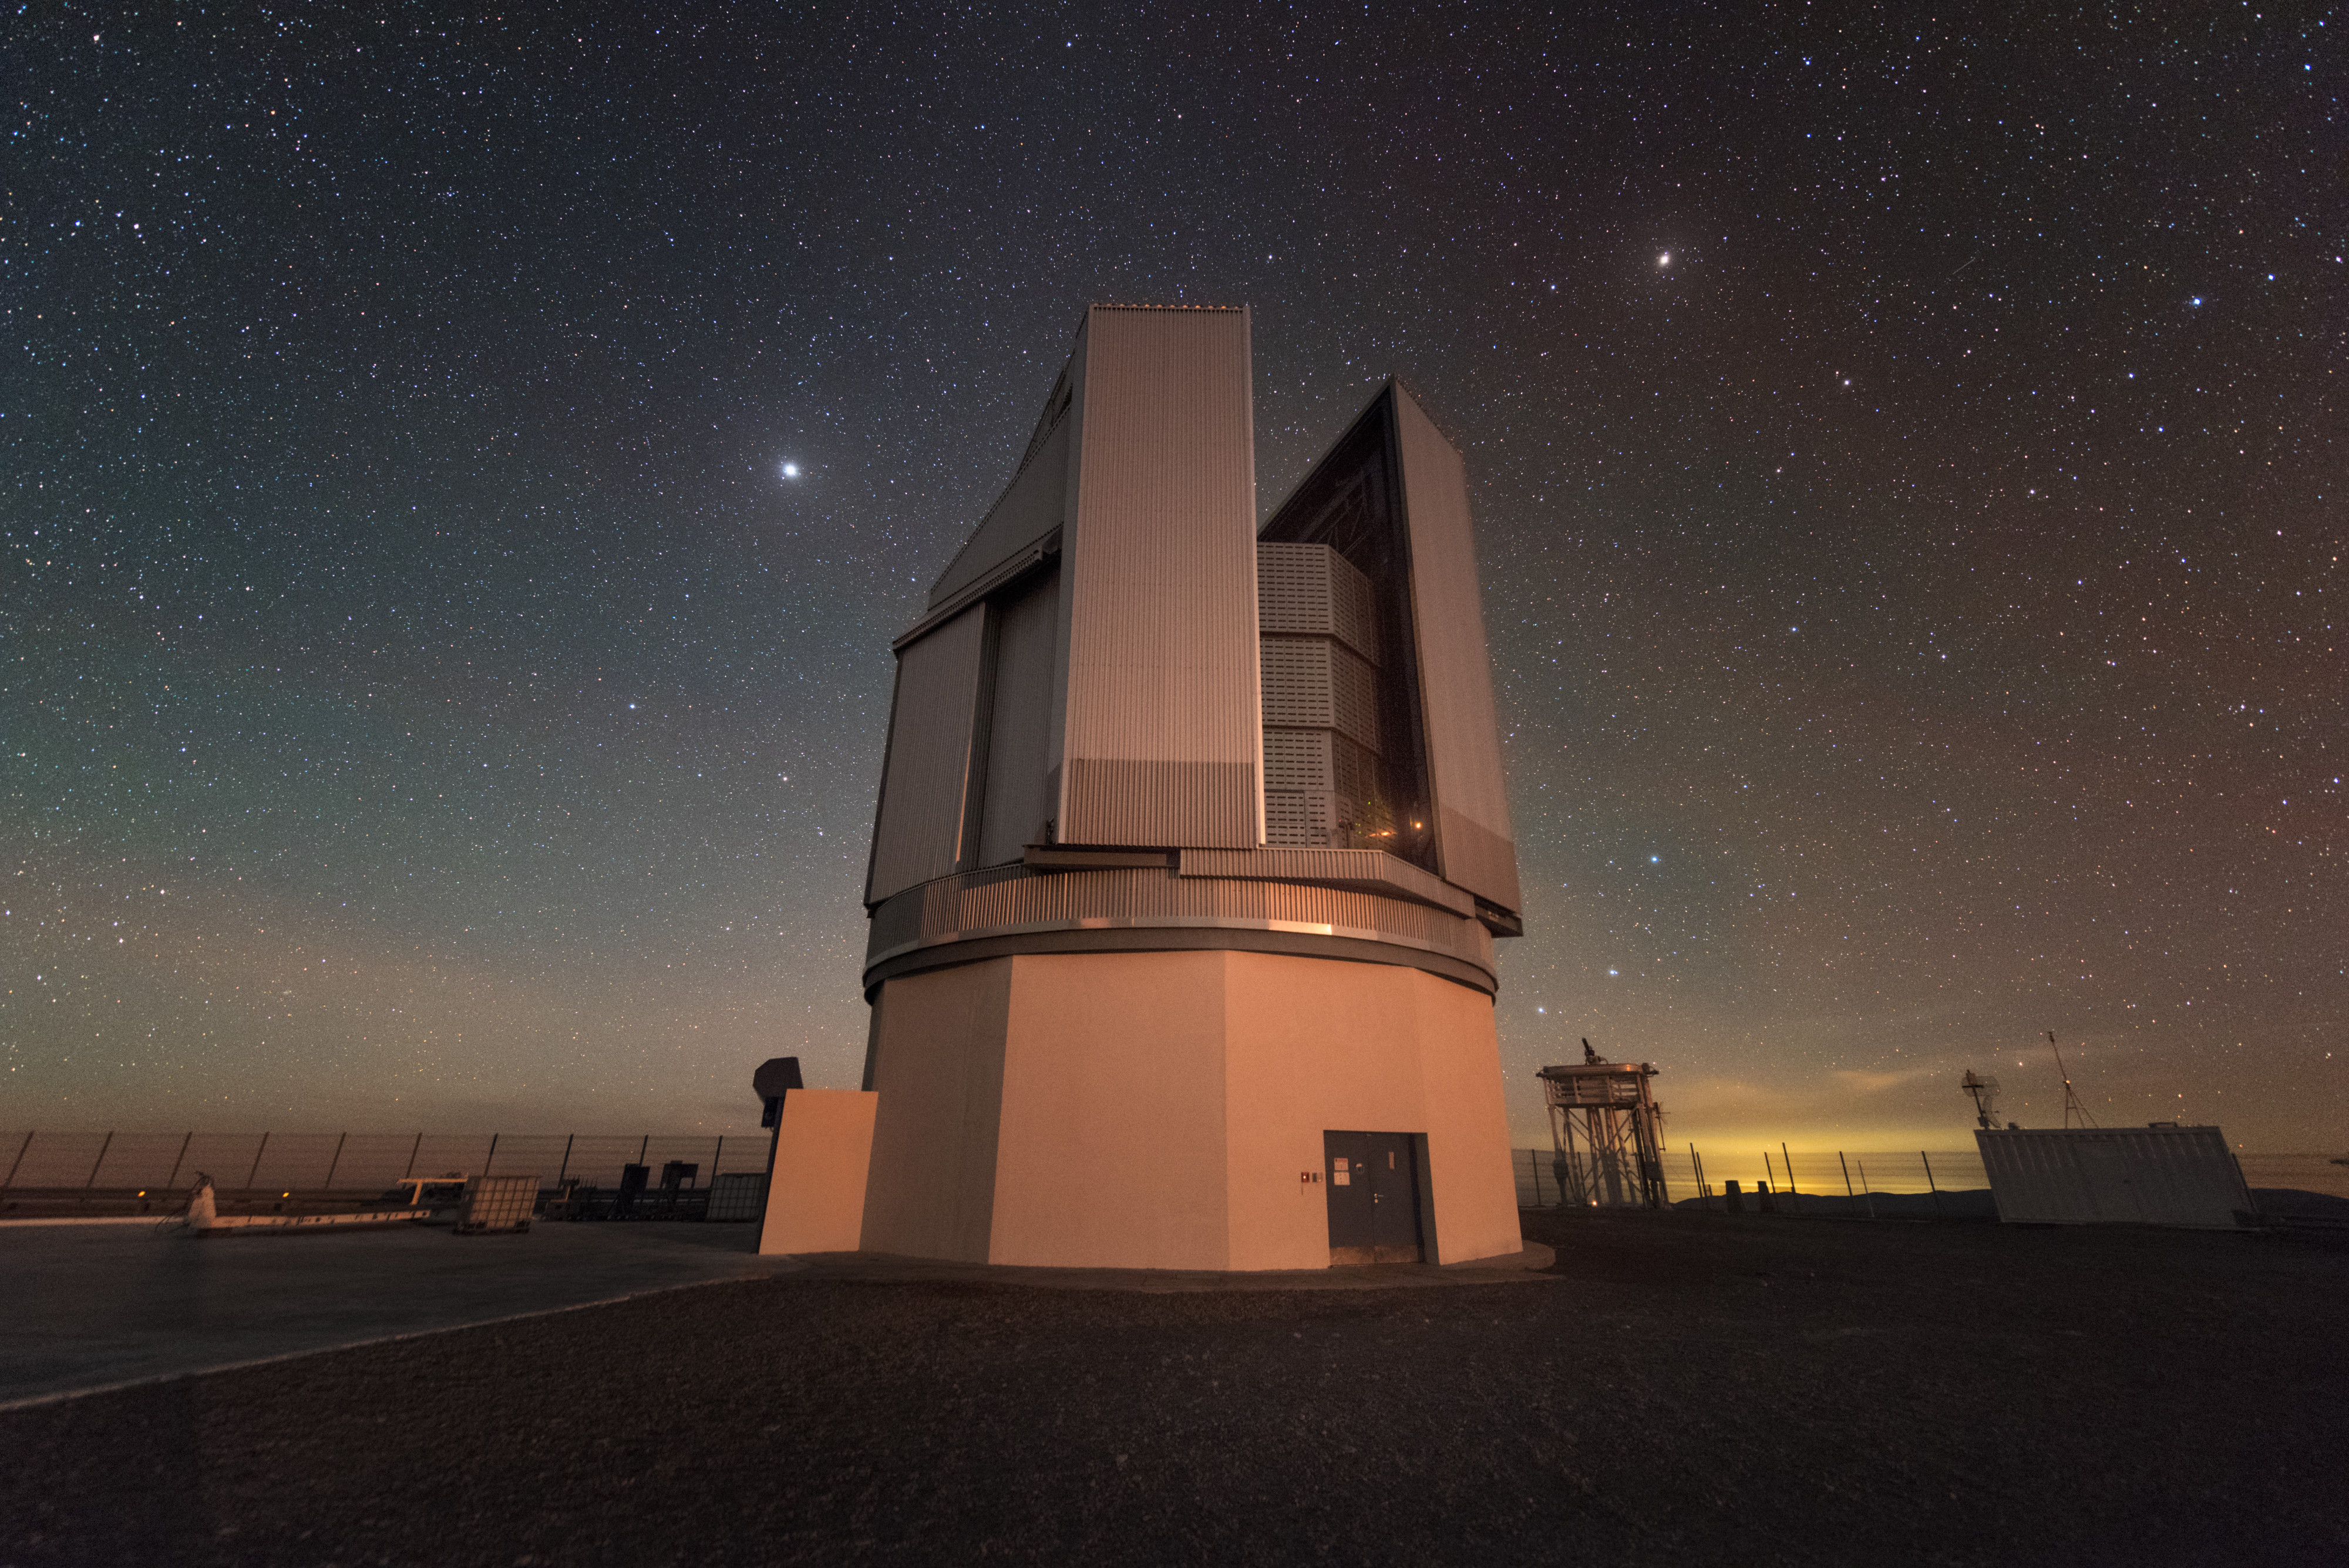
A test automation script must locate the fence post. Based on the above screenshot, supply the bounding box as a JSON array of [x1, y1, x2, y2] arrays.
[[483, 1133, 499, 1176], [2, 1130, 30, 1197], [1922, 1151, 1943, 1218], [245, 1133, 271, 1192], [1856, 1156, 1876, 1220], [557, 1133, 574, 1185], [713, 1135, 723, 1179], [637, 1133, 649, 1166], [165, 1131, 193, 1189], [1783, 1142, 1801, 1215], [85, 1130, 116, 1199], [1839, 1151, 1855, 1198], [403, 1132, 423, 1179], [324, 1132, 348, 1192]]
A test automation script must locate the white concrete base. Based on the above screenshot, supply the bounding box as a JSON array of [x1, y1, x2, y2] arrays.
[[756, 1090, 879, 1256], [859, 949, 1522, 1270]]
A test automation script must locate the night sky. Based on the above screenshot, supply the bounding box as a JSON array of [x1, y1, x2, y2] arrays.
[[7, 4, 2340, 1152]]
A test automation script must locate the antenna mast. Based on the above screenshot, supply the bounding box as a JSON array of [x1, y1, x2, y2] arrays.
[[2048, 1031, 2097, 1129], [1960, 1069, 2001, 1130]]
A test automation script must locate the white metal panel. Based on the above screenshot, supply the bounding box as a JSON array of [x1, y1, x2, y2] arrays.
[[1394, 384, 1520, 915], [1058, 305, 1261, 847], [865, 607, 987, 904], [1976, 1126, 2251, 1228], [975, 566, 1060, 867]]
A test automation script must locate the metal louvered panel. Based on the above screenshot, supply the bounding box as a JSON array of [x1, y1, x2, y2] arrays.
[[1258, 541, 1379, 663], [866, 607, 987, 904], [1394, 385, 1520, 916], [1260, 638, 1379, 752], [1264, 789, 1337, 847], [1263, 727, 1333, 792], [1059, 305, 1261, 848], [1256, 541, 1329, 637]]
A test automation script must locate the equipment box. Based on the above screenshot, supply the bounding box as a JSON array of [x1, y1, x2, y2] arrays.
[[456, 1174, 540, 1235]]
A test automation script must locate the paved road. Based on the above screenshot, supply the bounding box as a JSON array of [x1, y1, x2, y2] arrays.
[[0, 1219, 789, 1406], [4, 1210, 2344, 1566]]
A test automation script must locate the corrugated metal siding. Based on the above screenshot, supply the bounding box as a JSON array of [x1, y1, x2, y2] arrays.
[[1976, 1126, 2252, 1227], [866, 607, 987, 904], [929, 371, 1076, 608], [1394, 385, 1521, 915], [1176, 847, 1476, 917], [1059, 305, 1261, 847], [866, 863, 1494, 981], [1065, 759, 1256, 847], [975, 566, 1060, 867]]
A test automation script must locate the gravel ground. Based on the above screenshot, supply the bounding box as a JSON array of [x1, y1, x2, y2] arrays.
[[4, 1209, 2343, 1567]]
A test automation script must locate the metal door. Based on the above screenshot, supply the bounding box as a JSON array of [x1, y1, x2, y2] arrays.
[[1324, 1130, 1425, 1264]]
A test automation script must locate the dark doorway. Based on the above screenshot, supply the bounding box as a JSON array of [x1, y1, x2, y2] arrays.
[[1323, 1130, 1425, 1264]]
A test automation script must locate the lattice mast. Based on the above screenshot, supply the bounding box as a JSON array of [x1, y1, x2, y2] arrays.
[[1537, 1040, 1668, 1209]]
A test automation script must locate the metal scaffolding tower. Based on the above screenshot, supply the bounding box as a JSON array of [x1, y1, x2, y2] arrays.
[[1537, 1041, 1668, 1209]]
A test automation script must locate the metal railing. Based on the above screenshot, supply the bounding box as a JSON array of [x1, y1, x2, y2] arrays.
[[0, 1129, 771, 1203]]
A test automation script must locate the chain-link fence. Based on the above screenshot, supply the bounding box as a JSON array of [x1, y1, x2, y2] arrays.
[[0, 1129, 772, 1200]]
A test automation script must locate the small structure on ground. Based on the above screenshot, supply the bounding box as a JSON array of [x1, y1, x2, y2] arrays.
[[1537, 1042, 1668, 1209], [1974, 1123, 2253, 1228]]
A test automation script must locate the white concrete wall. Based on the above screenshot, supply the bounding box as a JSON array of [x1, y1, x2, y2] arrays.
[[857, 947, 1522, 1271], [757, 1090, 879, 1257]]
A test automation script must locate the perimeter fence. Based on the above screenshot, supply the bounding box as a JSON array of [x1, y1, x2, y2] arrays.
[[1515, 1145, 1993, 1212], [1515, 1145, 2349, 1211], [0, 1129, 771, 1201]]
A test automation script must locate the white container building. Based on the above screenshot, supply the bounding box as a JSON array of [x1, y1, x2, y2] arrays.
[[1975, 1125, 2254, 1228]]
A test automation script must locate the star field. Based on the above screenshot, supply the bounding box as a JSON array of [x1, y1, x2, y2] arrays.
[[4, 4, 2340, 1146]]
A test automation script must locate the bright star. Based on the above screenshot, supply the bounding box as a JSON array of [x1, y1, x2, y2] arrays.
[[1658, 252, 1670, 265], [780, 462, 801, 479]]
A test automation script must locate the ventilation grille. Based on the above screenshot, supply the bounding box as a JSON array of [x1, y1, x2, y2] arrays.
[[1257, 542, 1379, 663], [1265, 790, 1338, 847], [1264, 728, 1379, 800], [1260, 637, 1380, 751]]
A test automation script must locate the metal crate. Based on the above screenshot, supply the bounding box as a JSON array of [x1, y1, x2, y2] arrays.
[[455, 1174, 540, 1235], [704, 1170, 766, 1222]]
